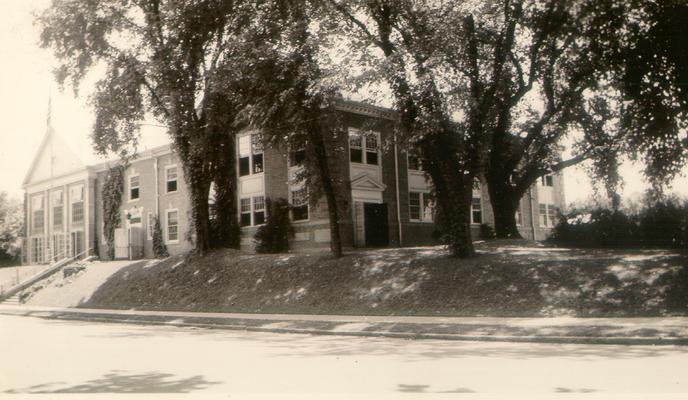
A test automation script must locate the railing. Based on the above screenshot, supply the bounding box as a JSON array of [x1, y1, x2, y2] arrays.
[[0, 248, 94, 302]]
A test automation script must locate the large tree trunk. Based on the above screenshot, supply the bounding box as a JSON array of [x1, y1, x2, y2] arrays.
[[210, 136, 240, 249], [488, 183, 523, 239], [309, 125, 343, 258], [186, 162, 212, 255], [419, 134, 475, 258]]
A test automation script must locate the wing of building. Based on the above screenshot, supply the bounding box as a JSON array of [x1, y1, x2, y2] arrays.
[[21, 100, 565, 264]]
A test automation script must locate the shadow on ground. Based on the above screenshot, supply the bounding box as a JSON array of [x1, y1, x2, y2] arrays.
[[4, 370, 221, 393]]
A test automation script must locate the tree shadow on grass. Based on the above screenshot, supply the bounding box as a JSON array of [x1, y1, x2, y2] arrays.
[[397, 383, 475, 393], [4, 370, 221, 393]]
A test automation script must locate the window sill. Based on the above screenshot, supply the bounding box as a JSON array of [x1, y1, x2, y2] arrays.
[[409, 220, 433, 224]]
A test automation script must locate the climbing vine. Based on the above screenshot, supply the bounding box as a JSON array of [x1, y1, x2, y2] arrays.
[[152, 215, 169, 258], [102, 164, 125, 260]]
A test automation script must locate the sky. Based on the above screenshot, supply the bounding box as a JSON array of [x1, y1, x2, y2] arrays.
[[0, 0, 687, 206]]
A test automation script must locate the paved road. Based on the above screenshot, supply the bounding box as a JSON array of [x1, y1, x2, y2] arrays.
[[1, 314, 686, 396]]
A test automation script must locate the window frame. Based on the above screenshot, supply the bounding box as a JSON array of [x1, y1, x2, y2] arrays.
[[538, 203, 558, 227], [70, 184, 85, 225], [129, 174, 140, 201], [290, 186, 309, 222], [31, 194, 44, 232], [349, 129, 381, 166], [239, 195, 266, 227], [165, 165, 178, 194], [238, 133, 265, 177], [540, 175, 554, 187], [165, 208, 179, 244], [52, 190, 63, 228], [471, 196, 483, 225], [147, 212, 154, 240], [407, 153, 422, 171], [409, 191, 433, 223]]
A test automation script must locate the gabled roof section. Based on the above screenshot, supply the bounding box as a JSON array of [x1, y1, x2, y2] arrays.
[[22, 125, 85, 187], [351, 173, 387, 191]]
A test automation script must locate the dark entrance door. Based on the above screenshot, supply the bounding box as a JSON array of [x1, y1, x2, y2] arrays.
[[364, 203, 389, 247]]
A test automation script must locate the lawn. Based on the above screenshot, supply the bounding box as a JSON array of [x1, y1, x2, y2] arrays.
[[80, 240, 688, 317]]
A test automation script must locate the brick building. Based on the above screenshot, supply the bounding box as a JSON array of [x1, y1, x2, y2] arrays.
[[21, 100, 565, 263]]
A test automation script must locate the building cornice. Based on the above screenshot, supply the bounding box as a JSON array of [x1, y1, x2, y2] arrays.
[[334, 99, 396, 121]]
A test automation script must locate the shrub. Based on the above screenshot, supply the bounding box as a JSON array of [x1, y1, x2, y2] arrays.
[[479, 223, 495, 240], [550, 196, 688, 249], [152, 215, 169, 258], [254, 198, 293, 253]]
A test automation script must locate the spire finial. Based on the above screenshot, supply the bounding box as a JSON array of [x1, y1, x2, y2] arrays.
[[47, 89, 52, 127]]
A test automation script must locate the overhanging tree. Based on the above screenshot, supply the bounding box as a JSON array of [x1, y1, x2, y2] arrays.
[[240, 0, 351, 257], [37, 0, 250, 254], [328, 1, 482, 257], [329, 0, 647, 242]]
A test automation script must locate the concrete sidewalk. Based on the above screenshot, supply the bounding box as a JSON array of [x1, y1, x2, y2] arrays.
[[1, 304, 687, 345]]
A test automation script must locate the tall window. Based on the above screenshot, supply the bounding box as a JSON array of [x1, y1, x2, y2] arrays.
[[129, 175, 140, 200], [166, 166, 178, 193], [32, 195, 44, 232], [515, 208, 522, 226], [253, 196, 265, 225], [52, 191, 63, 227], [471, 197, 482, 224], [240, 196, 265, 227], [147, 212, 154, 240], [291, 187, 309, 221], [548, 204, 557, 226], [52, 233, 65, 260], [71, 185, 84, 224], [349, 130, 379, 165], [32, 237, 43, 264], [238, 134, 264, 177], [409, 192, 433, 222], [166, 209, 179, 242], [540, 175, 554, 187], [240, 198, 251, 227], [539, 203, 557, 227]]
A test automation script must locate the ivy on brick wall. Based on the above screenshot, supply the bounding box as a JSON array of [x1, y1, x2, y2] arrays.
[[102, 164, 125, 260]]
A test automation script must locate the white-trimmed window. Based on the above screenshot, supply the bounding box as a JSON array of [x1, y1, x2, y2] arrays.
[[239, 195, 266, 227], [238, 134, 264, 177], [129, 175, 140, 200], [289, 147, 306, 167], [407, 153, 422, 171], [349, 130, 379, 165], [515, 208, 523, 226], [147, 212, 154, 240], [70, 185, 84, 224], [166, 165, 178, 193], [52, 233, 65, 260], [32, 237, 44, 264], [127, 207, 143, 225], [253, 196, 265, 225], [539, 203, 558, 227], [291, 187, 309, 222], [409, 191, 433, 222], [31, 195, 44, 232], [166, 209, 179, 243], [52, 190, 63, 227], [540, 175, 554, 187], [471, 197, 483, 224]]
